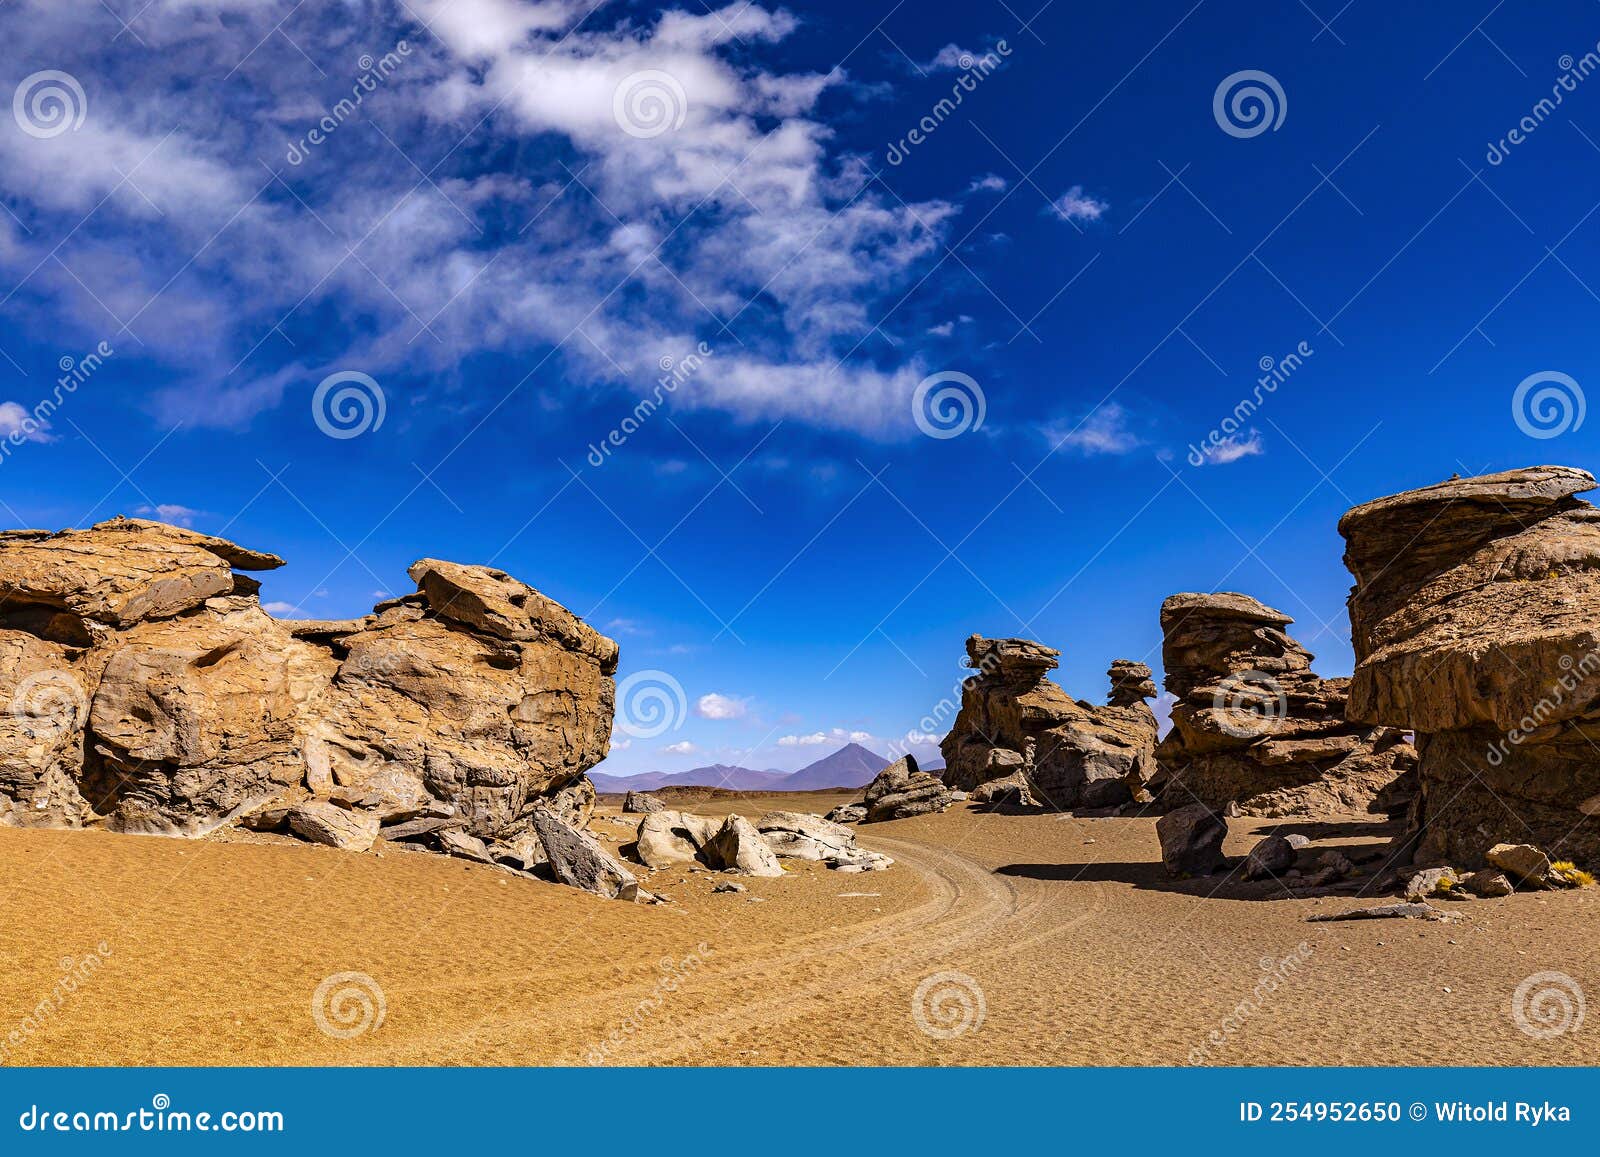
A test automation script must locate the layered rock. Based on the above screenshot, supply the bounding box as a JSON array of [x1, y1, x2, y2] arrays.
[[939, 635, 1158, 809], [0, 517, 617, 849], [1338, 466, 1600, 865], [1153, 592, 1414, 816], [862, 755, 953, 822]]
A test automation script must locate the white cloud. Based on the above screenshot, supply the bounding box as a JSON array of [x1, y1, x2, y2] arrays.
[[926, 321, 954, 337], [0, 401, 54, 444], [605, 617, 649, 635], [661, 740, 699, 755], [610, 736, 633, 751], [966, 173, 1007, 194], [1197, 430, 1265, 465], [778, 726, 874, 746], [696, 692, 747, 720], [1044, 402, 1142, 455], [134, 503, 201, 526], [261, 601, 298, 615], [0, 1, 960, 439], [1050, 185, 1109, 224], [778, 731, 829, 746]]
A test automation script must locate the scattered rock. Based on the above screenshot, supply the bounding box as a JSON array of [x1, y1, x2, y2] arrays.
[[861, 755, 953, 822], [754, 810, 888, 868], [712, 881, 747, 894], [702, 815, 785, 877], [823, 803, 867, 824], [436, 828, 496, 864], [1156, 802, 1226, 877], [1461, 869, 1513, 898], [623, 790, 666, 814], [1306, 903, 1454, 922], [286, 801, 380, 853], [1152, 592, 1416, 817], [633, 809, 721, 869], [1243, 832, 1310, 880], [970, 771, 1035, 808], [531, 807, 639, 901], [1402, 866, 1460, 901], [1486, 843, 1552, 888]]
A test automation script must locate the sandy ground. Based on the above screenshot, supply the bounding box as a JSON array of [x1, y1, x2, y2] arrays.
[[0, 792, 1595, 1066]]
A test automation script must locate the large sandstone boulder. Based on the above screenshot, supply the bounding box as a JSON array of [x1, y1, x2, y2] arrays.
[[940, 635, 1157, 809], [1339, 467, 1600, 865], [0, 517, 617, 847], [532, 807, 639, 900], [862, 754, 953, 822], [701, 814, 785, 876], [1153, 592, 1415, 817]]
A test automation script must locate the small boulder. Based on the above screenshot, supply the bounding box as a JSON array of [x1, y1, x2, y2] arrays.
[[971, 771, 1034, 807], [531, 807, 639, 900], [1306, 902, 1454, 922], [862, 755, 953, 822], [286, 800, 380, 853], [1243, 832, 1310, 880], [1402, 866, 1459, 901], [634, 809, 721, 869], [702, 815, 785, 877], [1486, 843, 1551, 888], [1156, 803, 1226, 877], [623, 790, 666, 814], [755, 811, 858, 861], [1462, 869, 1514, 898], [712, 881, 747, 894], [824, 803, 867, 824], [436, 828, 496, 864]]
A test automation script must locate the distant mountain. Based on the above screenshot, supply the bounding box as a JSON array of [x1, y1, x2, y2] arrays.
[[589, 763, 790, 793], [591, 741, 899, 794], [781, 742, 893, 790]]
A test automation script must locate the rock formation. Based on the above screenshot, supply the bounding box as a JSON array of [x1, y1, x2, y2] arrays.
[[0, 518, 618, 863], [862, 754, 953, 821], [1339, 465, 1600, 866], [1153, 592, 1414, 816], [939, 635, 1158, 809]]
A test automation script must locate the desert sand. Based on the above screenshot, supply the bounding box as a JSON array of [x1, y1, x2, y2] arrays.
[[0, 791, 1594, 1067]]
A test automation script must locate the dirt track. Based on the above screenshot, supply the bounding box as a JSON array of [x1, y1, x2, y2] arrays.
[[0, 795, 1595, 1066]]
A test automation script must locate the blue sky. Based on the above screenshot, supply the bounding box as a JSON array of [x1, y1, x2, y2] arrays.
[[2, 0, 1600, 776]]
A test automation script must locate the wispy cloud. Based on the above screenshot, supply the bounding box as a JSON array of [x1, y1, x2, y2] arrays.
[[661, 740, 699, 755], [1043, 402, 1142, 455], [133, 502, 201, 526], [1049, 185, 1109, 224], [695, 692, 747, 720], [1197, 430, 1265, 465]]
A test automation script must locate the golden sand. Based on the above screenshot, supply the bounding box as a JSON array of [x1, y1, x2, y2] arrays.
[[0, 793, 1594, 1066]]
